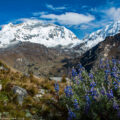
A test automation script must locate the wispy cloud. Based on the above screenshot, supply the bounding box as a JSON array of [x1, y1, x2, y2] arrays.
[[41, 12, 95, 25], [103, 7, 120, 21], [46, 4, 66, 10], [32, 12, 48, 16]]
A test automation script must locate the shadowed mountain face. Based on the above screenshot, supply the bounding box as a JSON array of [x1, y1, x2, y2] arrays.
[[79, 33, 120, 71], [0, 42, 72, 77]]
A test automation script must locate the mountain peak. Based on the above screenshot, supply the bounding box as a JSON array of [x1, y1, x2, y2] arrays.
[[83, 20, 120, 49], [0, 20, 81, 48]]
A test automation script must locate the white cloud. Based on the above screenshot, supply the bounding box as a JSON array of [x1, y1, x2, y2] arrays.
[[104, 7, 120, 21], [41, 12, 95, 25], [46, 4, 66, 10], [16, 18, 56, 25], [16, 18, 43, 23], [33, 12, 47, 16], [80, 24, 89, 29]]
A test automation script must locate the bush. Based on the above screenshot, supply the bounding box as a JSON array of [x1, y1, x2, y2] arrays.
[[55, 59, 120, 120], [62, 75, 67, 83]]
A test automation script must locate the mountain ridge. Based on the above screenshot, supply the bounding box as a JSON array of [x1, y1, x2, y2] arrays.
[[0, 20, 81, 48]]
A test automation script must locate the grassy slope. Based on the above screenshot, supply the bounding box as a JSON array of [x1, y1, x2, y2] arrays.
[[0, 60, 67, 119]]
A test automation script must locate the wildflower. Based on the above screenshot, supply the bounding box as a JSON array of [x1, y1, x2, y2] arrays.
[[73, 99, 79, 110], [113, 81, 118, 90], [90, 81, 96, 87], [112, 59, 117, 65], [79, 72, 83, 81], [105, 69, 110, 75], [112, 66, 117, 72], [85, 95, 91, 104], [104, 69, 110, 82], [107, 89, 114, 99], [101, 89, 105, 95], [105, 59, 110, 69], [68, 109, 76, 120], [64, 86, 73, 97], [89, 73, 94, 79], [113, 101, 119, 110], [99, 59, 104, 69], [90, 87, 97, 96], [72, 68, 77, 77], [76, 80, 80, 85], [78, 63, 83, 69], [111, 72, 117, 78], [54, 83, 59, 93]]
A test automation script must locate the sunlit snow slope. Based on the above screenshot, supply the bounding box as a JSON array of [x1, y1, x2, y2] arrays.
[[0, 20, 81, 48], [83, 20, 120, 49]]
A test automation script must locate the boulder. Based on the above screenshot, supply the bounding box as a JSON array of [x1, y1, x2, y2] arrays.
[[12, 86, 28, 105]]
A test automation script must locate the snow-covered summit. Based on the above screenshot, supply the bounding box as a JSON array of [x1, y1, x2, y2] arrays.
[[83, 20, 120, 49], [0, 20, 81, 48]]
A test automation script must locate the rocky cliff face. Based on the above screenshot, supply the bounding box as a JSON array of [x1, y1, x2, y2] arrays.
[[79, 33, 120, 71], [0, 42, 72, 76], [74, 20, 120, 54]]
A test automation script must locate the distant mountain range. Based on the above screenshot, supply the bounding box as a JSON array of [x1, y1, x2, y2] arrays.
[[0, 20, 81, 48], [0, 20, 120, 76]]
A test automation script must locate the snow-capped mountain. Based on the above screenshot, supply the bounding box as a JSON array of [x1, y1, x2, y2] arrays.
[[0, 20, 81, 48], [83, 20, 120, 49]]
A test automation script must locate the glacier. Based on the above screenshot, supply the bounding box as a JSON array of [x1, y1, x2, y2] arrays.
[[0, 20, 81, 48]]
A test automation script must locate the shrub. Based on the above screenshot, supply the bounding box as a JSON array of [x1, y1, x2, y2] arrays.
[[62, 75, 67, 83], [55, 59, 120, 120]]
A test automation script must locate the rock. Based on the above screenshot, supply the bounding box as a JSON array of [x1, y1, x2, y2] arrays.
[[12, 86, 28, 105], [34, 89, 45, 101]]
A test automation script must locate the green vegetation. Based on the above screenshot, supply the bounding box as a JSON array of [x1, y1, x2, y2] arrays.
[[0, 61, 67, 119]]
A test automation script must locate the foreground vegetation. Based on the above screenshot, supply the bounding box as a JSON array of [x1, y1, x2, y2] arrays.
[[0, 61, 67, 119], [55, 59, 120, 120], [1, 58, 120, 120]]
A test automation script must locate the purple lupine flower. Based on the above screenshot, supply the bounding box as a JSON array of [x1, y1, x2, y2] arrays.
[[105, 69, 110, 82], [112, 59, 117, 65], [90, 87, 97, 96], [77, 63, 83, 70], [90, 81, 96, 87], [105, 69, 110, 75], [101, 89, 105, 95], [113, 101, 119, 110], [79, 72, 83, 81], [76, 80, 80, 85], [113, 81, 118, 90], [73, 99, 79, 110], [64, 86, 73, 97], [85, 95, 91, 104], [89, 73, 94, 79], [106, 64, 110, 69], [54, 83, 59, 93], [85, 102, 90, 114], [73, 77, 76, 82], [105, 75, 108, 81], [72, 68, 77, 77], [112, 66, 117, 72], [111, 72, 118, 78], [68, 109, 76, 120], [99, 59, 104, 69], [107, 89, 114, 99]]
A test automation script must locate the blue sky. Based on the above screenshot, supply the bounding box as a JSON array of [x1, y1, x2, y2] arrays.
[[0, 0, 120, 38]]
